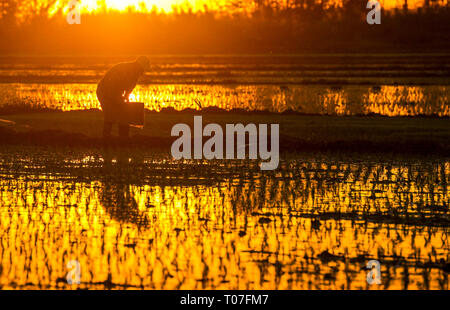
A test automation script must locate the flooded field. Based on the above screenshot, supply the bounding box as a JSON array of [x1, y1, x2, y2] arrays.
[[0, 54, 449, 116], [0, 55, 448, 290], [0, 147, 448, 290], [1, 83, 449, 116]]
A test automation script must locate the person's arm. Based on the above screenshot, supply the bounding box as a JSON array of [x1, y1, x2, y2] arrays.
[[123, 88, 133, 102], [122, 74, 139, 102], [117, 63, 141, 102]]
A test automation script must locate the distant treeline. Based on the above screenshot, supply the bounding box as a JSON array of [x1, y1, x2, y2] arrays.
[[0, 0, 449, 54]]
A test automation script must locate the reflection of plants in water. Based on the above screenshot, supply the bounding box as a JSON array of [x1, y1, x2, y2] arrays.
[[1, 84, 449, 116], [98, 150, 149, 227], [227, 158, 449, 224], [99, 182, 149, 227], [0, 148, 448, 289], [364, 86, 450, 117]]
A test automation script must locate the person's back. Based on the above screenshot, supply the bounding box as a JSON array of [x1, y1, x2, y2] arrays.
[[97, 62, 142, 100], [97, 56, 150, 140]]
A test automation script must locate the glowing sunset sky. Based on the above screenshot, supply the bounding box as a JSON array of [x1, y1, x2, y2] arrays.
[[69, 0, 219, 13], [61, 0, 426, 13]]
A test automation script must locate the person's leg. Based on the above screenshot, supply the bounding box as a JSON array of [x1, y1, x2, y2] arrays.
[[98, 91, 114, 140], [99, 92, 129, 140], [118, 100, 130, 140], [118, 123, 130, 139], [103, 121, 113, 139]]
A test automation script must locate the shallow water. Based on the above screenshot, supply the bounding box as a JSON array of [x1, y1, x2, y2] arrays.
[[0, 55, 449, 116], [0, 147, 448, 289], [1, 83, 449, 116]]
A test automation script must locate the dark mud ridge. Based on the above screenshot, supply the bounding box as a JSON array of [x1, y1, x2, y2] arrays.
[[1, 106, 450, 117], [0, 125, 448, 156]]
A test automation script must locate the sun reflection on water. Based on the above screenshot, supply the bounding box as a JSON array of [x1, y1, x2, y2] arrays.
[[1, 84, 449, 116]]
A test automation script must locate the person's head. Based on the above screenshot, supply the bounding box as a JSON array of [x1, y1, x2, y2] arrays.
[[136, 56, 150, 72]]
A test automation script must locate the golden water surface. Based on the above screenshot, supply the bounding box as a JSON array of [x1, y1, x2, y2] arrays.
[[0, 148, 448, 289], [1, 84, 449, 116]]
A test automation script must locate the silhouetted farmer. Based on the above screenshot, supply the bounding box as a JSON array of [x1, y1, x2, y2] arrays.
[[97, 56, 150, 139]]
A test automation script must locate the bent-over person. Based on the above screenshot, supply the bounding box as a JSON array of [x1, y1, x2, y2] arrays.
[[96, 56, 150, 139]]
